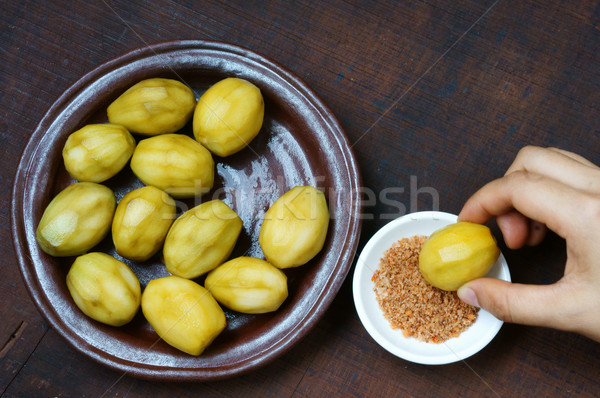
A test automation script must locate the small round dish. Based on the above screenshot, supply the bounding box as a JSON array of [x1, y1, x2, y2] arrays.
[[353, 211, 510, 365], [12, 40, 362, 380]]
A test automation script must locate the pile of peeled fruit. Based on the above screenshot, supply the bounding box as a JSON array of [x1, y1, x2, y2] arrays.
[[36, 77, 329, 356]]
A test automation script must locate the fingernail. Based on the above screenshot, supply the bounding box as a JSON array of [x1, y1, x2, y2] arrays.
[[457, 286, 480, 308]]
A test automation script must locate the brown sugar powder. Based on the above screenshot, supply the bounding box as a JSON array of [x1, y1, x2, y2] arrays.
[[371, 235, 478, 343]]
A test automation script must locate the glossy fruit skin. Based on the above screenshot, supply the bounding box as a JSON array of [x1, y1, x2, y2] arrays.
[[107, 78, 196, 136], [130, 133, 214, 198], [418, 222, 501, 291], [66, 252, 141, 327], [111, 186, 176, 261], [141, 275, 226, 356], [193, 77, 264, 157], [36, 182, 116, 257], [163, 200, 243, 279], [205, 257, 288, 314], [62, 124, 136, 183], [259, 186, 329, 269]]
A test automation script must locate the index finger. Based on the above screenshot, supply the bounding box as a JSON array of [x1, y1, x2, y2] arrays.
[[458, 171, 588, 240], [505, 146, 600, 194]]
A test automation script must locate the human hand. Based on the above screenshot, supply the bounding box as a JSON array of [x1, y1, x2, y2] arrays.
[[457, 146, 600, 342]]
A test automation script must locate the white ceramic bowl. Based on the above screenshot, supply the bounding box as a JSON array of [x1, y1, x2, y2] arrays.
[[353, 211, 511, 365]]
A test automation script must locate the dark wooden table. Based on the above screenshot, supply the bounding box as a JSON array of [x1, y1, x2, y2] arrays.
[[2, 1, 599, 396]]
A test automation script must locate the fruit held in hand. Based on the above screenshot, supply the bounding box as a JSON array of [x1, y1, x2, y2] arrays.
[[36, 182, 116, 257], [205, 257, 288, 314], [66, 252, 141, 326], [62, 124, 135, 183], [141, 275, 226, 356], [107, 78, 196, 136], [163, 200, 243, 278], [193, 77, 264, 157], [111, 186, 176, 261], [418, 222, 500, 291], [259, 186, 329, 269], [130, 133, 214, 198]]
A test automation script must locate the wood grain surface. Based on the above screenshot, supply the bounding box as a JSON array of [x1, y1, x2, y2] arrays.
[[2, 0, 599, 396]]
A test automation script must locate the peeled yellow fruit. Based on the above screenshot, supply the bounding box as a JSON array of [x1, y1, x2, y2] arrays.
[[130, 134, 214, 198], [111, 186, 176, 261], [193, 77, 264, 157], [141, 275, 226, 356], [259, 186, 329, 269], [205, 257, 288, 314], [66, 252, 141, 326], [107, 78, 196, 136], [418, 222, 501, 291], [36, 182, 116, 257], [163, 200, 242, 279], [62, 124, 136, 182]]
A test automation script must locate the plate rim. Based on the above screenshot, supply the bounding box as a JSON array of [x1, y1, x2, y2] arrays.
[[11, 39, 363, 380]]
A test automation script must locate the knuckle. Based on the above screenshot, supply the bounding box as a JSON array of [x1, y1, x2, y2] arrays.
[[501, 293, 515, 323], [581, 193, 600, 220], [507, 168, 544, 184], [505, 169, 527, 183], [515, 145, 538, 161], [485, 294, 514, 323]]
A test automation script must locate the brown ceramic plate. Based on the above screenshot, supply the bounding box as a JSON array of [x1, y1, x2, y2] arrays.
[[11, 40, 362, 381]]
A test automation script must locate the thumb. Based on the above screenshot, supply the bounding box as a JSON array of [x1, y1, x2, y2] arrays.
[[457, 278, 569, 329]]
